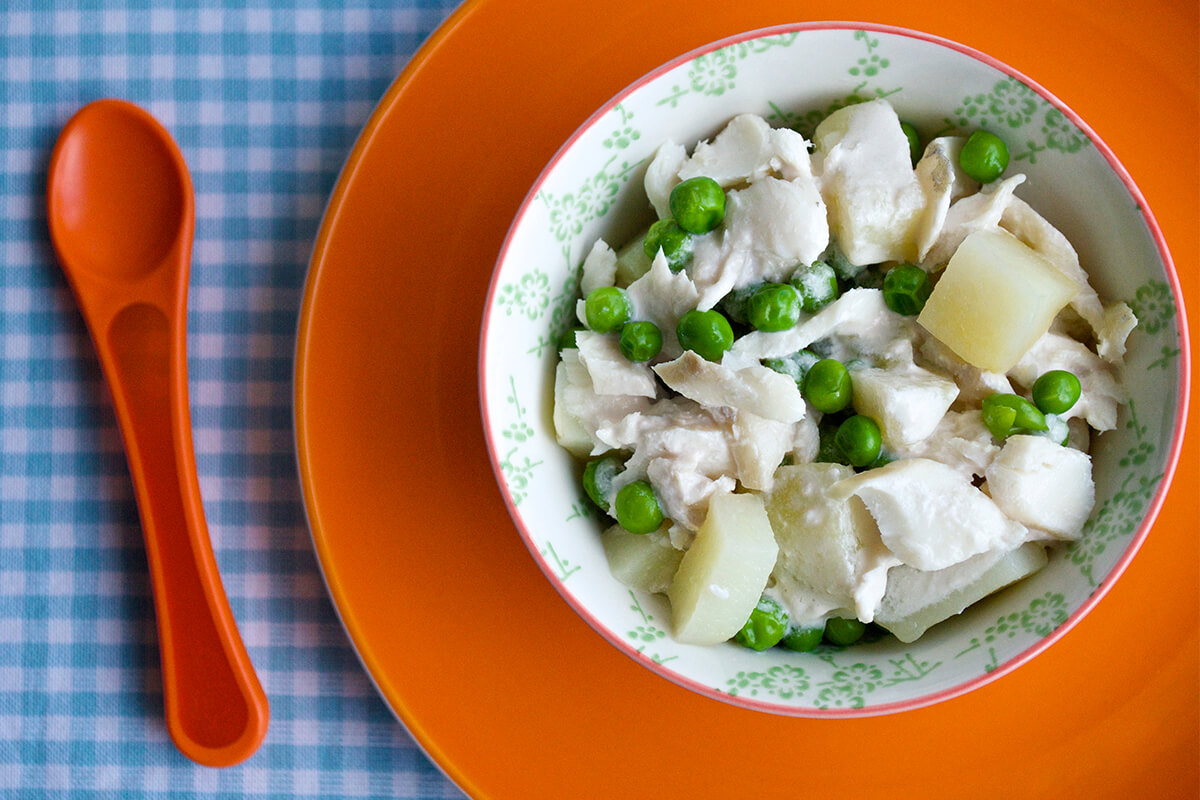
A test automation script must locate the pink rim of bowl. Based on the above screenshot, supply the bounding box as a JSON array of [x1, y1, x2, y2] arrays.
[[478, 20, 1191, 718]]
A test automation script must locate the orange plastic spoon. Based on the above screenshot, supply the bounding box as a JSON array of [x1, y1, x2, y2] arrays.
[[46, 99, 269, 767]]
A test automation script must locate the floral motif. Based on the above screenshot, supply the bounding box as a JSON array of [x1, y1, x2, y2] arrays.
[[813, 662, 884, 709], [1061, 398, 1164, 583], [1067, 470, 1161, 585], [657, 34, 799, 108], [689, 48, 739, 97], [1148, 343, 1182, 371], [848, 30, 890, 77], [1127, 280, 1175, 335], [1041, 108, 1088, 153], [602, 104, 640, 150], [626, 592, 676, 664], [1019, 593, 1069, 637], [978, 612, 1022, 645], [1118, 401, 1154, 468], [540, 156, 641, 243], [727, 664, 810, 700], [628, 624, 666, 644], [496, 270, 551, 320], [540, 541, 579, 582], [1013, 139, 1048, 165], [502, 377, 534, 442], [945, 77, 1088, 162], [541, 248, 583, 349], [565, 499, 594, 522], [499, 446, 542, 507], [953, 593, 1067, 672], [954, 78, 1040, 130]]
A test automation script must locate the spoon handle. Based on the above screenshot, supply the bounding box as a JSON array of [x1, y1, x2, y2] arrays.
[[102, 300, 269, 767]]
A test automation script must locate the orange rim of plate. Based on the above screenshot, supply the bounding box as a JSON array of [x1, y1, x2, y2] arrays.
[[294, 2, 1198, 796]]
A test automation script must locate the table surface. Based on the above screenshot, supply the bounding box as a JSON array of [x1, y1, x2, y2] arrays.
[[2, 2, 1197, 799], [1, 2, 466, 798]]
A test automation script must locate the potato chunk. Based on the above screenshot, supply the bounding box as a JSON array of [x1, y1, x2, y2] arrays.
[[601, 524, 683, 594], [667, 493, 779, 645], [917, 229, 1077, 372], [875, 542, 1048, 643], [767, 463, 898, 623]]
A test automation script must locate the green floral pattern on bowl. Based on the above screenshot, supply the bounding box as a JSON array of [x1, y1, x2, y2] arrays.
[[480, 24, 1186, 716]]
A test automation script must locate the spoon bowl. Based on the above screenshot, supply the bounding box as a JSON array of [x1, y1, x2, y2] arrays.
[[50, 101, 186, 282], [47, 98, 269, 767]]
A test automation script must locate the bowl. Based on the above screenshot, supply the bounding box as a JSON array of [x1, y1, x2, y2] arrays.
[[478, 22, 1188, 716]]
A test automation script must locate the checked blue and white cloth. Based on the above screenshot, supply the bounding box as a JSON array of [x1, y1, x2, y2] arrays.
[[0, 2, 467, 797]]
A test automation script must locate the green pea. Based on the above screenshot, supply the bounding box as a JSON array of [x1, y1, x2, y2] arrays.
[[900, 121, 921, 165], [676, 309, 734, 362], [734, 596, 789, 651], [559, 326, 586, 351], [835, 414, 882, 467], [582, 456, 622, 512], [643, 218, 694, 272], [959, 129, 1009, 183], [882, 264, 931, 316], [716, 283, 758, 326], [791, 261, 840, 313], [866, 449, 894, 470], [746, 283, 801, 332], [613, 480, 664, 534], [815, 417, 852, 466], [1032, 370, 1082, 415], [618, 321, 663, 362], [669, 176, 726, 234], [584, 286, 631, 333], [802, 358, 852, 414], [780, 623, 825, 652], [852, 266, 885, 291], [820, 240, 862, 281], [763, 348, 820, 388], [824, 617, 866, 646], [981, 393, 1048, 440]]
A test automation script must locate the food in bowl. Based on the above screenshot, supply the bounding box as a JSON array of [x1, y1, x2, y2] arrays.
[[551, 97, 1137, 649], [481, 23, 1185, 715]]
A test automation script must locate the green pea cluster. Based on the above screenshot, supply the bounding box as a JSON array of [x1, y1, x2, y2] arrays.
[[643, 176, 727, 272], [903, 119, 1011, 182], [732, 594, 873, 652], [581, 454, 665, 535], [982, 370, 1080, 444]]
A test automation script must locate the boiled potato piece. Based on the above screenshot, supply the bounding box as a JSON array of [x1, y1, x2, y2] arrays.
[[918, 228, 1077, 372], [552, 356, 593, 457], [766, 463, 895, 623], [667, 493, 779, 645], [875, 542, 1048, 643], [601, 523, 683, 594], [615, 230, 652, 286]]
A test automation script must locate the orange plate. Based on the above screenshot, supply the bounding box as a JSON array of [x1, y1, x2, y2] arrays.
[[295, 0, 1199, 797]]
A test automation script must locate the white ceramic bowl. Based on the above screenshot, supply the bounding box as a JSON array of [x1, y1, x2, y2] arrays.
[[479, 22, 1189, 716]]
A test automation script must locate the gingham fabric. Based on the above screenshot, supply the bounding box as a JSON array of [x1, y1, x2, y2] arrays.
[[0, 2, 466, 797]]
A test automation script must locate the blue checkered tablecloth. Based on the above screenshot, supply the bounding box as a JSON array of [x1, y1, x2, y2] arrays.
[[0, 2, 468, 797]]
